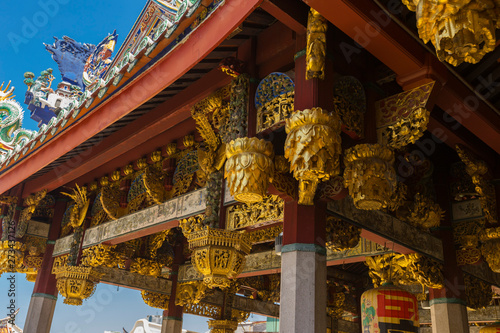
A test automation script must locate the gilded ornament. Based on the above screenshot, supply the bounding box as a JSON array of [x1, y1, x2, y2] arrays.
[[54, 265, 102, 305], [165, 143, 178, 157], [226, 195, 283, 230], [285, 107, 342, 205], [325, 216, 361, 252], [208, 319, 238, 333], [110, 170, 121, 182], [255, 73, 294, 133], [16, 189, 47, 238], [464, 274, 492, 310], [100, 185, 123, 220], [141, 290, 170, 310], [100, 176, 109, 187], [406, 193, 444, 229], [224, 75, 249, 142], [150, 150, 162, 163], [403, 0, 500, 65], [343, 144, 396, 210], [183, 227, 251, 289], [0, 241, 25, 273], [306, 8, 327, 80], [375, 82, 435, 149], [129, 257, 162, 277], [122, 164, 134, 176], [183, 135, 195, 149], [333, 76, 366, 139], [247, 224, 283, 244], [366, 253, 443, 291], [456, 144, 498, 224], [176, 281, 211, 306], [481, 239, 500, 273], [225, 137, 274, 204], [143, 166, 168, 204], [80, 244, 125, 269], [61, 184, 90, 228], [184, 302, 222, 318]]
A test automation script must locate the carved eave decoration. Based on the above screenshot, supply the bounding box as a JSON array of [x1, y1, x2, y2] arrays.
[[375, 81, 435, 150], [54, 265, 103, 305], [343, 143, 397, 210], [284, 107, 342, 205], [403, 0, 500, 66], [226, 195, 284, 230]]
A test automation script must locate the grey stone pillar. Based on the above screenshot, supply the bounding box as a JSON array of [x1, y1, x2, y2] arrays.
[[161, 316, 183, 333], [430, 299, 468, 333], [279, 244, 327, 333], [24, 293, 57, 333]]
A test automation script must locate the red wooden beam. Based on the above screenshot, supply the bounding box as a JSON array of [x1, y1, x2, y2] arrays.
[[0, 0, 264, 196], [260, 0, 308, 35]]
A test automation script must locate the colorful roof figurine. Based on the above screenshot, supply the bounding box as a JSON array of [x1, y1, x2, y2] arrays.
[[45, 36, 96, 90], [82, 31, 118, 89]]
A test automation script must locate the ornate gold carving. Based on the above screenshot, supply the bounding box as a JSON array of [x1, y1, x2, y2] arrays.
[[226, 195, 283, 230], [375, 82, 435, 149], [129, 257, 162, 277], [333, 76, 366, 139], [306, 8, 327, 80], [176, 281, 212, 306], [465, 274, 492, 310], [0, 240, 26, 273], [141, 290, 170, 310], [208, 319, 239, 333], [16, 189, 47, 238], [143, 166, 168, 204], [406, 193, 444, 229], [456, 144, 497, 224], [100, 185, 122, 220], [80, 244, 125, 269], [403, 1, 500, 66], [184, 302, 222, 318], [255, 73, 294, 133], [270, 156, 297, 200], [225, 137, 274, 204], [285, 107, 342, 205], [325, 216, 361, 252], [366, 253, 444, 292], [61, 184, 90, 228], [54, 265, 102, 305], [481, 239, 500, 273], [182, 226, 251, 289], [52, 255, 68, 274], [343, 144, 396, 210], [247, 224, 283, 244]]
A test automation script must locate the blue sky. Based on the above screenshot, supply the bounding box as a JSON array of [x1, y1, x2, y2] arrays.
[[0, 1, 215, 331]]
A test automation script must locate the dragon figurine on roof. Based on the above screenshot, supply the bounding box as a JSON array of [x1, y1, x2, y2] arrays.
[[0, 82, 35, 155]]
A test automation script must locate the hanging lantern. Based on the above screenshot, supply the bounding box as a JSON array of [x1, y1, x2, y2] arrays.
[[361, 283, 419, 333], [480, 322, 500, 332]]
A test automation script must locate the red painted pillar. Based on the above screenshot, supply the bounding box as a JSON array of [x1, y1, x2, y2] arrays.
[[162, 241, 184, 333], [24, 197, 65, 333], [428, 163, 468, 333]]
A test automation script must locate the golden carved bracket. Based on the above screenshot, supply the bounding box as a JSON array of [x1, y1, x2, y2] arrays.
[[375, 82, 435, 149]]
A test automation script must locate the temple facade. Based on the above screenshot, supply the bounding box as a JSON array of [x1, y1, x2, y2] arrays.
[[1, 0, 500, 332]]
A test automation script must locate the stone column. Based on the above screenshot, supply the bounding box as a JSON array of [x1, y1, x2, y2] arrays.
[[24, 198, 65, 333], [279, 201, 327, 333], [428, 161, 469, 333], [162, 242, 184, 333]]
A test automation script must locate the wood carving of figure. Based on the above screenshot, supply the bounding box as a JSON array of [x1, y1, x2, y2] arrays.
[[306, 8, 327, 80]]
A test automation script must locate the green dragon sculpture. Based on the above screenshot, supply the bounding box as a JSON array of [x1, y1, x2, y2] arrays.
[[0, 82, 35, 156]]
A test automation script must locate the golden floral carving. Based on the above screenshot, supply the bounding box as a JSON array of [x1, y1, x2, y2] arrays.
[[208, 319, 239, 333], [182, 227, 251, 289], [456, 144, 498, 224], [403, 0, 500, 65], [129, 257, 162, 277], [54, 265, 102, 306], [176, 281, 212, 306], [306, 8, 327, 80], [141, 290, 170, 310], [343, 144, 396, 210], [325, 216, 361, 252], [143, 166, 168, 204], [225, 137, 274, 204], [61, 184, 90, 228], [366, 253, 443, 291], [226, 195, 283, 230], [0, 241, 26, 273], [481, 239, 500, 273], [465, 274, 492, 310], [285, 107, 342, 205], [100, 185, 123, 220], [406, 193, 444, 229], [247, 224, 283, 244], [16, 189, 47, 238], [80, 244, 125, 269]]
